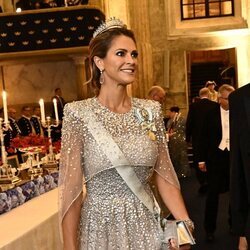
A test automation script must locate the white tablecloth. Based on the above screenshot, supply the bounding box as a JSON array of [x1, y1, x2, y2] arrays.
[[0, 188, 62, 250]]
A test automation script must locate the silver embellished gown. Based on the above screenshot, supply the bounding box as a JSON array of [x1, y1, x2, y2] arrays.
[[59, 97, 179, 250]]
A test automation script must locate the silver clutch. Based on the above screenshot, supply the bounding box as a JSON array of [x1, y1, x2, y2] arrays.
[[162, 220, 195, 247]]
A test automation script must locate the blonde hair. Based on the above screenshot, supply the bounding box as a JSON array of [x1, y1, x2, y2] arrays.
[[218, 84, 235, 97]]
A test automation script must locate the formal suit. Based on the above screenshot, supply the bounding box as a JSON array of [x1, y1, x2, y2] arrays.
[[186, 98, 218, 187], [199, 104, 231, 233], [18, 116, 35, 136], [229, 83, 250, 240]]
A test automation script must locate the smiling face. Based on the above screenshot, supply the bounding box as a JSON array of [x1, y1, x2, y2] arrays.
[[94, 35, 138, 87]]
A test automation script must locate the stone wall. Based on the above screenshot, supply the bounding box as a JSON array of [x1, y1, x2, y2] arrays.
[[1, 61, 77, 117]]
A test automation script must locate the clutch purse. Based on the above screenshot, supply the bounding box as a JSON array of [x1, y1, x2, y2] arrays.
[[176, 220, 195, 246], [163, 220, 195, 247]]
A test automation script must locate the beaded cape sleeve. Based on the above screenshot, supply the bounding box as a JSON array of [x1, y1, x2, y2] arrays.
[[151, 101, 180, 189], [58, 103, 86, 237]]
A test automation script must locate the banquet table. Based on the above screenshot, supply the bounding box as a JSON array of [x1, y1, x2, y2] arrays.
[[0, 188, 62, 250]]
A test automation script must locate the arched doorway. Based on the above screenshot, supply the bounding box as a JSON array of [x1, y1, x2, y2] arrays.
[[186, 48, 237, 103]]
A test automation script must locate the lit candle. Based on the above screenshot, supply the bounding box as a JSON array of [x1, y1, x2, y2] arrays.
[[53, 98, 59, 123], [2, 91, 8, 124], [39, 99, 46, 123]]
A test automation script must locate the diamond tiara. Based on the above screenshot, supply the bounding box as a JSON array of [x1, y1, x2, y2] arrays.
[[93, 17, 126, 38]]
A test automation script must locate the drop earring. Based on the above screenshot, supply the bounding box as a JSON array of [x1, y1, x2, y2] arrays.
[[100, 69, 104, 84]]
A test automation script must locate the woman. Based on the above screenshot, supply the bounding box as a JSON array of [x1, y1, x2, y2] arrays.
[[59, 18, 193, 250], [205, 81, 218, 102], [166, 106, 191, 178]]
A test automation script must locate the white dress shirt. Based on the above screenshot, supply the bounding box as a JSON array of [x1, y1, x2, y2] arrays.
[[219, 107, 230, 151]]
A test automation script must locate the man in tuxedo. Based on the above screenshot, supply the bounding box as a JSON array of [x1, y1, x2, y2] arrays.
[[18, 106, 36, 136], [229, 83, 250, 249], [186, 87, 218, 194], [198, 84, 235, 241]]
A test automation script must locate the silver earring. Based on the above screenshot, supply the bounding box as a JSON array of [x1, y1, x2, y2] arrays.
[[100, 69, 104, 85]]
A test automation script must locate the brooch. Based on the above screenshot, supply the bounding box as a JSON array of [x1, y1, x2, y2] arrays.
[[135, 108, 157, 141]]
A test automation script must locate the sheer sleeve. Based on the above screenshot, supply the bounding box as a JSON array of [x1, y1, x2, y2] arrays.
[[153, 103, 180, 189], [58, 103, 86, 238]]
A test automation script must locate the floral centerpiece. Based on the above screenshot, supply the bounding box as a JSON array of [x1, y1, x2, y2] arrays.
[[9, 135, 48, 153], [9, 135, 61, 154]]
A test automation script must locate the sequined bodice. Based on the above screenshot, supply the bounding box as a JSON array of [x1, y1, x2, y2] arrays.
[[67, 97, 159, 183]]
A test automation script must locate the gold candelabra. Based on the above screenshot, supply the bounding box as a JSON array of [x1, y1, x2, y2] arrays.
[[41, 117, 59, 173], [0, 118, 21, 191]]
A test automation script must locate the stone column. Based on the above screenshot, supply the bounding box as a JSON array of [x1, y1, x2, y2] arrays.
[[128, 0, 153, 98], [72, 56, 89, 100]]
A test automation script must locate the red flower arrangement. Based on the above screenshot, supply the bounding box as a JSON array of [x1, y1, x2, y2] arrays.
[[52, 140, 61, 154], [9, 135, 61, 154]]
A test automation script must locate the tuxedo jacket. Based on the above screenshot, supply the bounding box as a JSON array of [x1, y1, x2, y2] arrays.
[[229, 83, 250, 236], [198, 104, 224, 165], [186, 98, 218, 161]]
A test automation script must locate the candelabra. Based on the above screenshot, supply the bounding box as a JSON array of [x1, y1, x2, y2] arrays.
[[24, 150, 43, 180], [41, 117, 60, 173], [0, 118, 21, 191]]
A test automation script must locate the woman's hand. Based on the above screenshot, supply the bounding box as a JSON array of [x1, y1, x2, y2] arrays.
[[169, 241, 191, 250], [167, 131, 176, 138], [168, 238, 179, 250], [238, 236, 248, 250], [180, 244, 191, 250]]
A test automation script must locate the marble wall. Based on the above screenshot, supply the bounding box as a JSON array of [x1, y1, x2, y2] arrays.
[[1, 61, 77, 114]]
